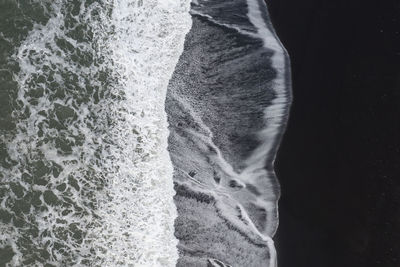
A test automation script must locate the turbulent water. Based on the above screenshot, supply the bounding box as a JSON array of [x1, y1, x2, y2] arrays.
[[0, 0, 191, 266], [166, 0, 291, 266]]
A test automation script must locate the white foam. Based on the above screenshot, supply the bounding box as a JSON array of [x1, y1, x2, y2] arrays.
[[91, 1, 192, 266], [190, 9, 258, 37], [2, 0, 191, 266]]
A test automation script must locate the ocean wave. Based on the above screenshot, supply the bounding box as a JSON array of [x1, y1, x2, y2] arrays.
[[0, 0, 191, 266]]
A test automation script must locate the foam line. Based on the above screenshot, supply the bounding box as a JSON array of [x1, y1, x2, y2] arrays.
[[243, 0, 292, 266]]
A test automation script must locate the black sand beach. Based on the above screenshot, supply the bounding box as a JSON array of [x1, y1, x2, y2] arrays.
[[267, 0, 400, 266]]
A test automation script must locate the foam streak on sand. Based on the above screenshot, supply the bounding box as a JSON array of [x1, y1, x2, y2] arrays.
[[167, 0, 291, 266], [243, 0, 291, 265]]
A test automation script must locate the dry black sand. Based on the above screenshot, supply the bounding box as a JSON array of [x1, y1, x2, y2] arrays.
[[267, 0, 400, 266]]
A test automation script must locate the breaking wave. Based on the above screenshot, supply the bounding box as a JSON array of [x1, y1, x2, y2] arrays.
[[0, 0, 191, 266]]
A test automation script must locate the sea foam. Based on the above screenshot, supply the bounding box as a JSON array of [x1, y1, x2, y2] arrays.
[[0, 0, 191, 266]]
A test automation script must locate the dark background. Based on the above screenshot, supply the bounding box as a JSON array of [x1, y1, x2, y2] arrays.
[[266, 0, 400, 266]]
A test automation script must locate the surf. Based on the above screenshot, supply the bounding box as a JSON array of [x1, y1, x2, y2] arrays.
[[0, 0, 191, 266]]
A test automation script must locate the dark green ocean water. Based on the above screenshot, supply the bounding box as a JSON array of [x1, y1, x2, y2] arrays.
[[0, 1, 191, 265], [0, 1, 122, 265]]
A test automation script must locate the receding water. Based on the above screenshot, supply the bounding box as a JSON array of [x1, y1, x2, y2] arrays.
[[166, 0, 291, 266]]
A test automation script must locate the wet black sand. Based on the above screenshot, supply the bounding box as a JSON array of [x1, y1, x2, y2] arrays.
[[266, 0, 400, 266], [166, 1, 288, 265]]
